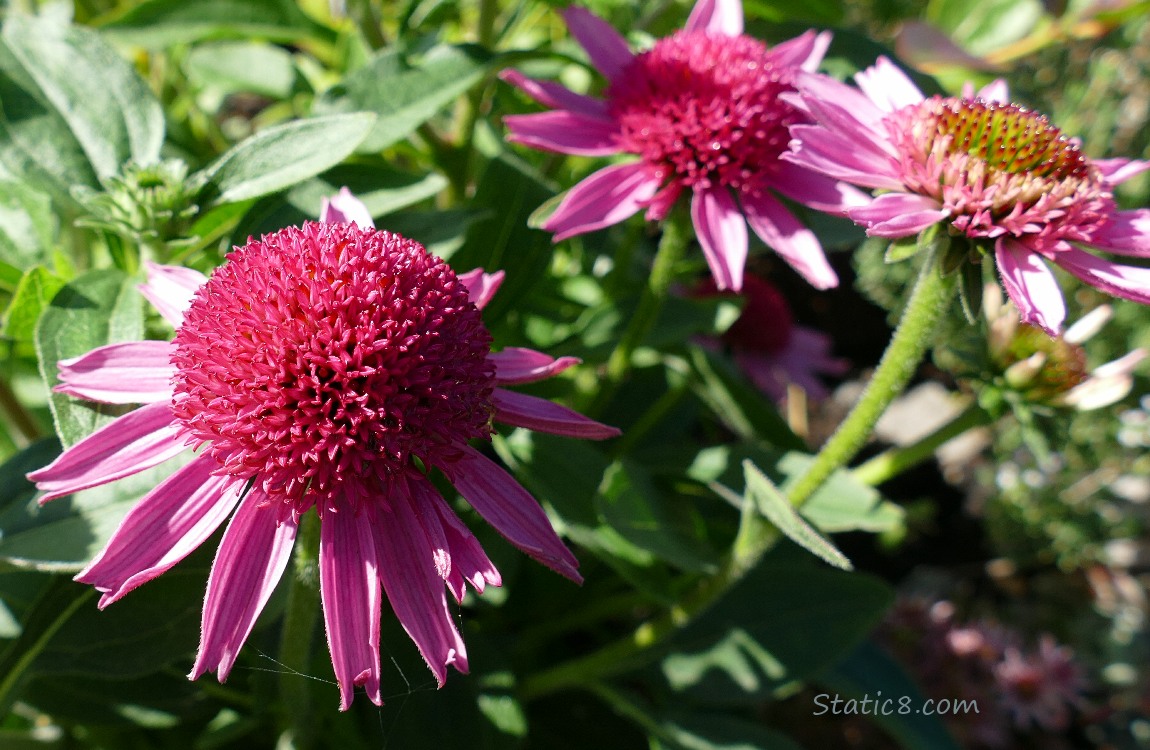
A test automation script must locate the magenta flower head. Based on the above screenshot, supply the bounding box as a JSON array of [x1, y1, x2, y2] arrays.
[[501, 0, 866, 291], [28, 192, 618, 710], [786, 56, 1150, 335]]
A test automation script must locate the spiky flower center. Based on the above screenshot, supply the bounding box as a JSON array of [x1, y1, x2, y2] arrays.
[[171, 222, 495, 508], [607, 31, 799, 195], [893, 97, 1112, 249]]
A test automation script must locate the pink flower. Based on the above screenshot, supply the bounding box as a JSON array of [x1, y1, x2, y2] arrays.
[[501, 0, 866, 291], [995, 637, 1085, 731], [786, 56, 1150, 335], [696, 273, 847, 402], [29, 193, 618, 710]]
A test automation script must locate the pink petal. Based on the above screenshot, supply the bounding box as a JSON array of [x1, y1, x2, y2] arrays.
[[742, 191, 838, 290], [444, 446, 581, 582], [419, 482, 501, 601], [55, 340, 176, 404], [797, 86, 899, 157], [138, 262, 208, 328], [490, 347, 580, 385], [976, 79, 1010, 103], [768, 29, 832, 72], [795, 71, 888, 132], [373, 478, 468, 686], [1089, 209, 1150, 257], [76, 455, 244, 608], [457, 268, 504, 309], [319, 504, 382, 710], [543, 163, 662, 242], [1050, 243, 1150, 306], [320, 187, 374, 229], [692, 186, 748, 291], [769, 162, 872, 214], [996, 238, 1066, 335], [847, 192, 949, 238], [503, 111, 621, 156], [854, 57, 925, 112], [1060, 349, 1146, 410], [190, 489, 298, 682], [560, 7, 635, 81], [27, 401, 184, 503], [685, 0, 743, 36], [492, 388, 620, 439], [1094, 158, 1150, 187], [786, 126, 904, 190], [498, 69, 610, 120]]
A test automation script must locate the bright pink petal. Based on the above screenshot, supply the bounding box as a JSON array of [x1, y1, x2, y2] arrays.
[[419, 482, 501, 602], [498, 70, 610, 120], [76, 455, 244, 608], [503, 111, 621, 156], [320, 187, 374, 229], [847, 192, 949, 238], [55, 340, 176, 404], [320, 504, 382, 710], [692, 186, 748, 291], [769, 162, 871, 214], [190, 489, 298, 682], [976, 79, 1009, 103], [797, 86, 899, 156], [996, 238, 1067, 335], [685, 0, 743, 36], [457, 268, 504, 309], [742, 191, 838, 290], [1094, 158, 1150, 187], [492, 388, 620, 439], [854, 57, 925, 112], [138, 262, 208, 328], [1049, 243, 1150, 306], [444, 446, 581, 582], [27, 401, 184, 503], [373, 478, 468, 686], [794, 71, 889, 132], [786, 126, 904, 190], [560, 7, 634, 81], [490, 347, 580, 385], [1086, 209, 1150, 257], [543, 163, 662, 242], [768, 30, 831, 72]]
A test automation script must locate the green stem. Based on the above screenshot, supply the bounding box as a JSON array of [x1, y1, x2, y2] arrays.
[[588, 210, 690, 416], [852, 402, 992, 486], [520, 250, 955, 701], [278, 512, 322, 749]]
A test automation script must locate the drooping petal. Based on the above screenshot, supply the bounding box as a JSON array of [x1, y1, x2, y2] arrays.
[[786, 126, 904, 190], [768, 29, 831, 72], [490, 347, 580, 385], [561, 7, 634, 81], [55, 340, 176, 404], [457, 268, 504, 309], [373, 478, 468, 686], [1094, 158, 1150, 187], [769, 162, 871, 214], [190, 489, 298, 683], [854, 57, 926, 112], [995, 238, 1067, 335], [498, 70, 611, 120], [319, 503, 382, 710], [742, 191, 838, 290], [503, 111, 621, 156], [793, 71, 888, 132], [797, 85, 900, 156], [27, 401, 184, 503], [419, 482, 501, 602], [543, 163, 662, 242], [847, 192, 949, 238], [1085, 209, 1150, 257], [76, 455, 244, 608], [692, 186, 748, 291], [1063, 305, 1111, 345], [138, 262, 208, 328], [684, 0, 743, 36], [320, 187, 375, 229], [1050, 243, 1150, 306], [492, 388, 620, 439], [444, 446, 581, 582]]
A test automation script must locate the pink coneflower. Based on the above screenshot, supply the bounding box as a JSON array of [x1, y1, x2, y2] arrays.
[[786, 56, 1150, 335], [29, 195, 617, 710], [696, 273, 847, 402], [995, 637, 1085, 731], [501, 0, 865, 291]]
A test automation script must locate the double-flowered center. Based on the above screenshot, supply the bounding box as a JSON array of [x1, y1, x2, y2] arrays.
[[607, 31, 799, 194], [894, 97, 1111, 247], [171, 222, 495, 505]]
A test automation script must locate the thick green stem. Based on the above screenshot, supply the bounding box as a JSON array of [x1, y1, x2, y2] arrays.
[[277, 512, 322, 749], [852, 402, 992, 486]]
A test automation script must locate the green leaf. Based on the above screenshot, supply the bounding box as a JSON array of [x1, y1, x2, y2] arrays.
[[927, 0, 1044, 56], [2, 267, 65, 342], [99, 0, 330, 48], [654, 714, 806, 750], [285, 163, 448, 219], [385, 208, 485, 259], [742, 460, 851, 570], [184, 41, 297, 99], [0, 181, 55, 272], [194, 112, 377, 206], [0, 14, 164, 182], [314, 44, 492, 152], [776, 453, 905, 534], [34, 270, 144, 447], [957, 259, 984, 325]]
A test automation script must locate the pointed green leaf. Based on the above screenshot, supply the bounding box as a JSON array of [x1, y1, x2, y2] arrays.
[[742, 460, 851, 570], [3, 267, 65, 342], [99, 0, 330, 48]]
